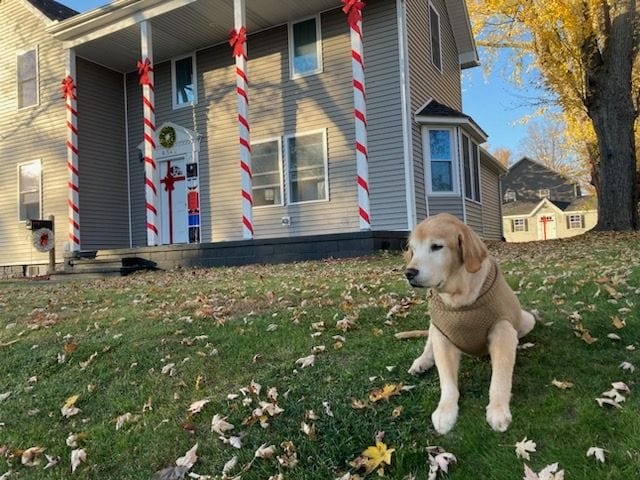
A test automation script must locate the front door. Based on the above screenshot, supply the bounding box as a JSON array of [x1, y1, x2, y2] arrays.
[[537, 214, 557, 241], [159, 159, 188, 245]]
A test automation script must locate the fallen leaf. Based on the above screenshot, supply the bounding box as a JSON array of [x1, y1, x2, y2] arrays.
[[295, 354, 316, 369], [619, 361, 635, 373], [254, 443, 276, 459], [175, 444, 198, 469], [551, 379, 574, 390], [359, 441, 395, 474], [187, 399, 210, 417], [211, 414, 234, 435], [611, 316, 626, 329], [115, 412, 139, 430], [70, 449, 87, 473], [369, 383, 402, 402], [587, 446, 606, 463], [515, 437, 537, 461], [322, 401, 334, 417], [21, 446, 45, 467], [0, 392, 11, 402], [595, 397, 622, 409], [222, 455, 238, 475], [611, 381, 630, 393], [79, 352, 98, 370], [43, 454, 60, 469]]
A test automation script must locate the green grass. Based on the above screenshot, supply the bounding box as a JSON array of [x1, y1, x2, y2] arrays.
[[0, 232, 639, 479]]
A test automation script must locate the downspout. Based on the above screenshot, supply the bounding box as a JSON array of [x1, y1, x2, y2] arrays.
[[123, 73, 132, 248], [396, 0, 417, 229]]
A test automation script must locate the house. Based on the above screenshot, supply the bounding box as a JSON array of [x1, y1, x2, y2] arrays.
[[1, 0, 506, 276], [502, 157, 597, 242]]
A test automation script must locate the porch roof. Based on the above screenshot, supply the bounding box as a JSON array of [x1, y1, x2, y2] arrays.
[[46, 0, 479, 74]]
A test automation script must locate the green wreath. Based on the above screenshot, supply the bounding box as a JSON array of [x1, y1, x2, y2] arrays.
[[159, 126, 176, 148]]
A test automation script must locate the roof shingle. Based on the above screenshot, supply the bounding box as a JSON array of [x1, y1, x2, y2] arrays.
[[26, 0, 78, 21]]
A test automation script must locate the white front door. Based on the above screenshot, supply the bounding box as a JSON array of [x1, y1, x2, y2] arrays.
[[159, 158, 188, 245], [537, 214, 557, 241]]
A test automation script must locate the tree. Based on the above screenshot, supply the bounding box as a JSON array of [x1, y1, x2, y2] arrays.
[[469, 0, 639, 231], [491, 147, 512, 168], [518, 118, 575, 175]]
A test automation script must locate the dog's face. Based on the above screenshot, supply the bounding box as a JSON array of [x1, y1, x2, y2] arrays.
[[404, 214, 487, 290]]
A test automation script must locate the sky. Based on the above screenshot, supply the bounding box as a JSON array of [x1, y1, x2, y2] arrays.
[[58, 0, 540, 156]]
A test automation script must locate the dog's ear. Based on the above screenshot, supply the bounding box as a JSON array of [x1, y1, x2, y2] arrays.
[[458, 225, 487, 273]]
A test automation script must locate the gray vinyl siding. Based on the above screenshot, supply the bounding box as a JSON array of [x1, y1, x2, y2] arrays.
[[465, 200, 483, 235], [480, 157, 503, 240], [427, 196, 464, 220], [0, 0, 67, 267], [406, 0, 463, 221], [126, 1, 405, 244], [76, 58, 129, 250]]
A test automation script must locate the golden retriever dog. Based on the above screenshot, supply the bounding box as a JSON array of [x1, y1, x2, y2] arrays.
[[404, 213, 535, 434]]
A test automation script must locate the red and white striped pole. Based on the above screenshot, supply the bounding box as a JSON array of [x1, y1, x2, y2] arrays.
[[139, 21, 159, 246], [231, 0, 254, 239], [342, 0, 371, 230], [63, 49, 80, 251]]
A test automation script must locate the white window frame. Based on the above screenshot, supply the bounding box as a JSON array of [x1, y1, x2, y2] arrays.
[[424, 126, 459, 195], [461, 133, 481, 203], [284, 128, 329, 205], [538, 188, 550, 199], [568, 214, 583, 229], [428, 2, 443, 72], [251, 137, 284, 209], [288, 14, 323, 79], [505, 190, 516, 202], [171, 53, 198, 109], [17, 160, 42, 222], [16, 46, 40, 110], [514, 218, 527, 232]]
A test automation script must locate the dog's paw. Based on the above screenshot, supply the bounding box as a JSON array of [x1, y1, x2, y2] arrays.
[[408, 356, 434, 375], [486, 403, 512, 432], [431, 403, 458, 435]]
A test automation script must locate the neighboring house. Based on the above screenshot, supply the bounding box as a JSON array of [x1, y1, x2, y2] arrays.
[[502, 157, 597, 242], [2, 0, 505, 276]]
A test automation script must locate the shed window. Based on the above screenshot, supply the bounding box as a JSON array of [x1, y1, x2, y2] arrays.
[[290, 17, 322, 77], [286, 131, 327, 203], [513, 218, 528, 232], [17, 49, 38, 109], [19, 161, 41, 221], [252, 140, 283, 207], [567, 214, 585, 229], [538, 188, 550, 199]]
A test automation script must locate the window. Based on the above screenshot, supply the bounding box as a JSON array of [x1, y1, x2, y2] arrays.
[[513, 218, 528, 232], [567, 214, 584, 229], [427, 129, 455, 193], [18, 161, 41, 221], [172, 55, 197, 108], [286, 130, 327, 203], [429, 3, 442, 71], [504, 190, 516, 202], [252, 139, 283, 207], [289, 16, 322, 78], [17, 48, 38, 109], [538, 188, 550, 199], [472, 143, 481, 201]]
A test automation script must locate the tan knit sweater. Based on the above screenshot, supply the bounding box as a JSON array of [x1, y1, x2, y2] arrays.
[[429, 259, 522, 357]]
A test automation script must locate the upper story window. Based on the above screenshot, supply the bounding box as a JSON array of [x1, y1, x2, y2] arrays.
[[289, 16, 322, 78], [428, 3, 442, 71], [538, 188, 550, 199], [504, 190, 516, 202], [252, 139, 283, 207], [17, 48, 38, 109], [426, 128, 456, 193], [462, 134, 481, 202], [172, 55, 197, 108], [18, 161, 41, 221], [286, 130, 328, 203]]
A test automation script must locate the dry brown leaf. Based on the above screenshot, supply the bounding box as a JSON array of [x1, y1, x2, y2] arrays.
[[551, 379, 574, 390]]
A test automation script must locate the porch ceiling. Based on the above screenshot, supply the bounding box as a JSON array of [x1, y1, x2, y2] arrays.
[[48, 0, 341, 73]]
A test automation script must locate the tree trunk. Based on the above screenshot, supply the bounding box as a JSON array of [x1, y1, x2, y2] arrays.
[[583, 0, 639, 231]]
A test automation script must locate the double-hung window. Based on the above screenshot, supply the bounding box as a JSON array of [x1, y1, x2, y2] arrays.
[[568, 214, 584, 229], [252, 139, 283, 207], [427, 129, 455, 193], [289, 16, 322, 78], [18, 161, 41, 221], [462, 134, 481, 202], [172, 55, 197, 108], [17, 48, 38, 109], [286, 130, 327, 203], [513, 218, 528, 232], [428, 3, 442, 71]]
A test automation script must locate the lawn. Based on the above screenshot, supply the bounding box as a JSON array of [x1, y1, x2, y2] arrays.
[[0, 232, 638, 480]]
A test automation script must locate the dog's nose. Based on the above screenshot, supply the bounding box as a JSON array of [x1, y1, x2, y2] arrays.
[[405, 268, 419, 281]]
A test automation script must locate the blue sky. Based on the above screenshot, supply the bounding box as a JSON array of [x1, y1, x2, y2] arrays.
[[58, 0, 539, 155]]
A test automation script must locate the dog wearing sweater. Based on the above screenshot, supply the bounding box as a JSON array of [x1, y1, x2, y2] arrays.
[[404, 213, 535, 434]]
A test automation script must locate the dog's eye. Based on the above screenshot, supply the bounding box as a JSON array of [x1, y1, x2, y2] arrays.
[[431, 244, 443, 252]]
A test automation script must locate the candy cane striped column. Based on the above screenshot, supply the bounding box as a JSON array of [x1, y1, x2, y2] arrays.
[[343, 0, 371, 230], [231, 0, 254, 239], [64, 49, 80, 251], [140, 21, 159, 246]]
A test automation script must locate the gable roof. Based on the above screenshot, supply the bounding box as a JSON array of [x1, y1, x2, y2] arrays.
[[503, 196, 597, 217], [415, 98, 488, 142], [25, 0, 78, 21]]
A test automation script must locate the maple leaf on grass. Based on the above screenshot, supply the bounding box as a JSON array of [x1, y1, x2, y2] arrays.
[[211, 414, 234, 435], [587, 446, 606, 463], [368, 383, 403, 402], [426, 446, 457, 480], [359, 441, 395, 474], [515, 437, 537, 460], [524, 462, 564, 480], [187, 399, 210, 417], [295, 354, 316, 369], [70, 448, 87, 473]]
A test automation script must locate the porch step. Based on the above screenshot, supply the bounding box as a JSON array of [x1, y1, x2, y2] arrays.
[[53, 256, 158, 279]]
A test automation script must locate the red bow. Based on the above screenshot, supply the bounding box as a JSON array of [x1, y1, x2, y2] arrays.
[[61, 76, 75, 99], [229, 26, 247, 57], [341, 0, 365, 27], [137, 58, 153, 86]]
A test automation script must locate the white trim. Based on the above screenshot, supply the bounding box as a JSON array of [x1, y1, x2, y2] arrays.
[[171, 53, 198, 109], [423, 126, 460, 196], [397, 0, 417, 228], [567, 214, 583, 229], [530, 197, 564, 216], [284, 128, 329, 205], [415, 115, 488, 142], [428, 1, 443, 73], [251, 137, 284, 209], [473, 141, 482, 204], [461, 133, 482, 204], [17, 159, 42, 223], [16, 45, 40, 110], [288, 14, 323, 79], [123, 73, 133, 248], [563, 209, 597, 214], [456, 127, 467, 222]]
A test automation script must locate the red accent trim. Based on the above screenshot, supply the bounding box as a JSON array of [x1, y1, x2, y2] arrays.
[[144, 133, 156, 149], [67, 121, 78, 135], [341, 0, 365, 28], [70, 218, 80, 230], [144, 118, 156, 131], [68, 182, 79, 192], [144, 156, 156, 169], [238, 115, 250, 131], [61, 76, 76, 99], [236, 87, 249, 102], [69, 233, 81, 245], [147, 223, 158, 235], [357, 175, 369, 194], [242, 216, 254, 235], [355, 109, 367, 126], [137, 58, 154, 86], [240, 160, 252, 177], [353, 79, 365, 95], [66, 141, 79, 155], [240, 138, 252, 153], [67, 162, 79, 176], [145, 202, 157, 215], [143, 96, 155, 113], [356, 141, 368, 157], [145, 178, 157, 195], [68, 200, 79, 214], [66, 104, 78, 116], [351, 50, 364, 67], [242, 189, 253, 204], [236, 67, 248, 84], [229, 26, 247, 58], [359, 207, 371, 224]]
